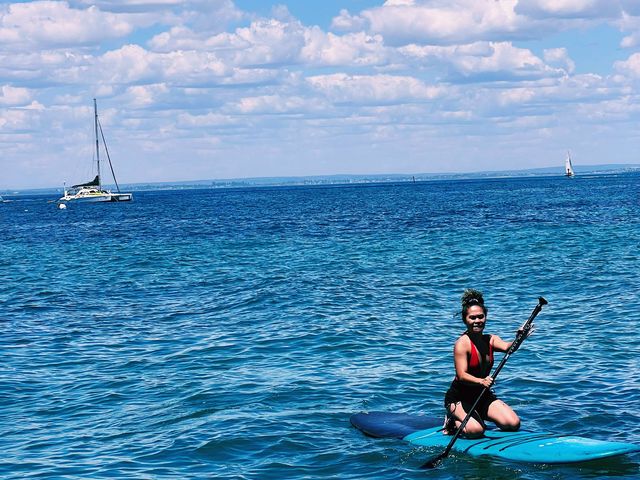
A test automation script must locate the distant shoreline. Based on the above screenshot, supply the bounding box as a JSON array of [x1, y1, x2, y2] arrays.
[[2, 164, 639, 196]]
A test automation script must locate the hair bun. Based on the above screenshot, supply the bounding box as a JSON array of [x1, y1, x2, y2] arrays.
[[461, 288, 484, 307]]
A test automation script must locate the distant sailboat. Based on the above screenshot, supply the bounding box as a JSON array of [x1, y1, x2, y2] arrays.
[[59, 99, 132, 203], [565, 151, 575, 177]]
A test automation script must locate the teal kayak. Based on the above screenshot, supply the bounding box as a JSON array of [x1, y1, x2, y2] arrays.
[[351, 412, 640, 464]]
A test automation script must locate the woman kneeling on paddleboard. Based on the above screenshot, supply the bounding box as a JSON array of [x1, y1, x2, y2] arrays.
[[444, 289, 527, 438]]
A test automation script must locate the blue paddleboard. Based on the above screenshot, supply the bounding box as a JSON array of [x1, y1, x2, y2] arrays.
[[350, 412, 640, 464]]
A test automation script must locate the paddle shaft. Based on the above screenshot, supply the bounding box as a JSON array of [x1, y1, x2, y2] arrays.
[[422, 296, 548, 469]]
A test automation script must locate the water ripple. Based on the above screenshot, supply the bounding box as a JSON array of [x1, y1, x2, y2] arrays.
[[2, 175, 640, 478]]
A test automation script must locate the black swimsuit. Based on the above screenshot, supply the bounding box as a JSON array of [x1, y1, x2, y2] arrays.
[[444, 333, 498, 421]]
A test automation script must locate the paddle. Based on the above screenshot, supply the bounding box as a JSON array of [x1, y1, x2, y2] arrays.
[[421, 296, 548, 469]]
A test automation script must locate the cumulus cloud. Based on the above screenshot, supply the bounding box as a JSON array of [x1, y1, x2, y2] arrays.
[[496, 87, 537, 106], [356, 0, 527, 45], [307, 73, 441, 104], [71, 0, 200, 11], [232, 95, 325, 114], [452, 42, 563, 80], [6, 41, 279, 91], [515, 0, 621, 20], [333, 0, 640, 47], [91, 45, 232, 86], [400, 41, 566, 81], [619, 12, 640, 48], [0, 108, 33, 131], [149, 17, 306, 66], [177, 111, 234, 128], [70, 0, 245, 27], [543, 47, 575, 73], [0, 50, 95, 85], [123, 84, 170, 107], [228, 18, 307, 66], [0, 1, 133, 50], [0, 85, 32, 106], [330, 8, 368, 32], [149, 17, 390, 69], [614, 52, 640, 78], [301, 29, 387, 66]]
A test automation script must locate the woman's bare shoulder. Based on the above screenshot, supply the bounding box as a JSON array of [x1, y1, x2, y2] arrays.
[[453, 333, 470, 351]]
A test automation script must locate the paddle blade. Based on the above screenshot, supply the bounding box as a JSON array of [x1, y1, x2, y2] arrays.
[[420, 453, 445, 469]]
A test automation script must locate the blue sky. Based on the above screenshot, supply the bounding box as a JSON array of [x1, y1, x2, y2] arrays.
[[1, 0, 640, 189]]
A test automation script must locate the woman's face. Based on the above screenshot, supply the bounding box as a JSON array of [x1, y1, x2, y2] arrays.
[[464, 305, 486, 333]]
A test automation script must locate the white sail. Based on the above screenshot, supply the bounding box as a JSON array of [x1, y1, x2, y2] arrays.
[[565, 151, 575, 177]]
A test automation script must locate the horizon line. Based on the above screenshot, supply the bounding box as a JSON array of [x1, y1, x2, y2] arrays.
[[3, 163, 639, 194]]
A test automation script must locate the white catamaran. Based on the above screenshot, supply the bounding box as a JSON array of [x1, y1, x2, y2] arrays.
[[565, 150, 575, 177], [59, 99, 132, 203]]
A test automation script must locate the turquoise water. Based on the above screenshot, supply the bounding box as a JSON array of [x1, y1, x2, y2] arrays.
[[1, 175, 639, 479]]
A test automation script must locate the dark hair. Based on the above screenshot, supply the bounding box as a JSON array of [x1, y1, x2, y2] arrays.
[[461, 288, 488, 322]]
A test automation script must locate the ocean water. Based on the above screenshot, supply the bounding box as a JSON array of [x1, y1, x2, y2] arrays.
[[1, 174, 639, 479]]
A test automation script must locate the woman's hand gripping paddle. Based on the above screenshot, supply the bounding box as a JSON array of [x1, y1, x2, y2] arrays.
[[421, 296, 548, 469]]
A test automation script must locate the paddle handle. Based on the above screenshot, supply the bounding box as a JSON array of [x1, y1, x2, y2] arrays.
[[494, 296, 548, 378], [506, 296, 547, 356]]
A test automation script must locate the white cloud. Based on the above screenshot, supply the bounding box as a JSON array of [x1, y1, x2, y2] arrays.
[[307, 73, 441, 104], [176, 111, 234, 128], [0, 108, 33, 131], [228, 18, 307, 66], [149, 17, 306, 67], [95, 44, 231, 85], [150, 17, 389, 69], [619, 11, 640, 48], [400, 41, 565, 81], [301, 29, 387, 67], [148, 26, 203, 51], [358, 0, 526, 45], [330, 9, 368, 32], [232, 95, 325, 114], [0, 1, 133, 50], [0, 50, 95, 85], [543, 47, 575, 73], [384, 0, 416, 5], [496, 87, 537, 106], [70, 0, 246, 29], [0, 86, 32, 106], [123, 84, 170, 107], [337, 0, 640, 47], [614, 52, 640, 78], [515, 0, 621, 19], [72, 0, 197, 9]]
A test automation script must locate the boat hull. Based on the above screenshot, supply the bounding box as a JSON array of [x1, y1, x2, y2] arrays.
[[59, 192, 133, 203]]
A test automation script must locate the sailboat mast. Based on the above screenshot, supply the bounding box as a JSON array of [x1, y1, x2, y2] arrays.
[[94, 98, 101, 189]]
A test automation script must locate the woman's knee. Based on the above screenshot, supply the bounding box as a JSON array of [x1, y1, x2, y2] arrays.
[[497, 413, 520, 431], [502, 417, 520, 431], [462, 420, 485, 438], [489, 401, 521, 431]]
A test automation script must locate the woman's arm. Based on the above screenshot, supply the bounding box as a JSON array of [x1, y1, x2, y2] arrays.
[[492, 326, 534, 353], [491, 335, 512, 352], [454, 338, 493, 388]]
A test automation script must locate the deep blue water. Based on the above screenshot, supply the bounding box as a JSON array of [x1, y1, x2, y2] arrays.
[[1, 175, 639, 479]]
